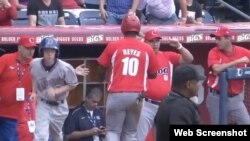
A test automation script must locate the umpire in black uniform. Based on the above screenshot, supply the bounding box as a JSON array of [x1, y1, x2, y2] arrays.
[[154, 64, 206, 141]]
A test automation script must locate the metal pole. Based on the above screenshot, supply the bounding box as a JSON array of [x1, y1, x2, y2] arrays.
[[219, 71, 228, 125], [217, 0, 250, 21]]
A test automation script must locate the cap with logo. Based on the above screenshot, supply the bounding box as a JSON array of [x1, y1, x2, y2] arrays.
[[18, 35, 37, 48], [145, 29, 162, 41], [210, 26, 231, 38]]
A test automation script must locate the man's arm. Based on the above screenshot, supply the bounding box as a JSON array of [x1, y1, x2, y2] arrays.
[[58, 17, 65, 25], [99, 0, 105, 10], [29, 79, 37, 101], [178, 0, 187, 24], [66, 127, 104, 140], [75, 64, 90, 76], [29, 15, 37, 26], [130, 0, 140, 13], [54, 85, 76, 95], [212, 56, 249, 75], [168, 39, 193, 64], [178, 45, 194, 64], [99, 0, 108, 20]]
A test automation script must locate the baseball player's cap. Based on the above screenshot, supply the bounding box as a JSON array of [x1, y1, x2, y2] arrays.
[[18, 35, 37, 48], [145, 29, 162, 41], [210, 27, 231, 37], [173, 64, 206, 85]]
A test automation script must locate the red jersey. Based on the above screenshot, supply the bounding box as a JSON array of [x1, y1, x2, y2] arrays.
[[146, 51, 180, 101], [0, 0, 17, 26], [98, 37, 159, 92], [60, 0, 80, 9], [207, 46, 250, 94], [0, 53, 32, 119]]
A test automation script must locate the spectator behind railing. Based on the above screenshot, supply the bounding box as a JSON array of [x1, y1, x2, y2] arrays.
[[175, 0, 203, 24], [99, 0, 140, 25], [137, 0, 187, 25], [27, 0, 65, 26], [0, 0, 17, 26]]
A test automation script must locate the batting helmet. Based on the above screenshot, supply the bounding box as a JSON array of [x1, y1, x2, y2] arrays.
[[39, 37, 59, 57], [121, 14, 141, 34]]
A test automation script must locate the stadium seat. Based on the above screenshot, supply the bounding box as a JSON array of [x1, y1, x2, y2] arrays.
[[79, 10, 105, 25], [64, 11, 79, 25], [12, 11, 29, 26], [202, 10, 215, 23]]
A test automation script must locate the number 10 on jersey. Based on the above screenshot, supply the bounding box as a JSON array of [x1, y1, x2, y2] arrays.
[[122, 57, 139, 76]]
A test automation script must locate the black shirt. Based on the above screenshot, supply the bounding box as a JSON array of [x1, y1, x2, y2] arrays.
[[63, 104, 105, 141], [27, 0, 64, 26], [154, 91, 202, 141]]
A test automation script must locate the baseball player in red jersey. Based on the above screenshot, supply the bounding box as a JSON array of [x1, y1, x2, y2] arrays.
[[97, 14, 159, 141], [135, 29, 194, 141], [30, 37, 79, 141], [206, 26, 250, 124]]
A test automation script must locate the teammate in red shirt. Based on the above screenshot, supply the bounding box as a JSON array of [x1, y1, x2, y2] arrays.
[[97, 14, 159, 141], [0, 35, 37, 141], [0, 0, 17, 26], [206, 26, 250, 124], [135, 29, 194, 141]]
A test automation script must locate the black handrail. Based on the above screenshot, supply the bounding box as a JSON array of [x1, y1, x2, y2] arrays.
[[216, 0, 250, 21]]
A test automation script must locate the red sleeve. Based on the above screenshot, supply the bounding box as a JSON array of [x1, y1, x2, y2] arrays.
[[208, 48, 221, 69], [97, 43, 113, 68], [8, 0, 17, 19], [148, 47, 159, 73], [164, 51, 181, 66]]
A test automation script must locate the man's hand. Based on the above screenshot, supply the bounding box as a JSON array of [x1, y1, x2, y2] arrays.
[[47, 87, 56, 100], [29, 92, 36, 102], [1, 0, 11, 8], [75, 64, 90, 76], [168, 39, 182, 49], [237, 56, 250, 64], [175, 18, 186, 25], [100, 8, 108, 21], [91, 127, 105, 135], [128, 9, 136, 15], [98, 126, 106, 136]]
